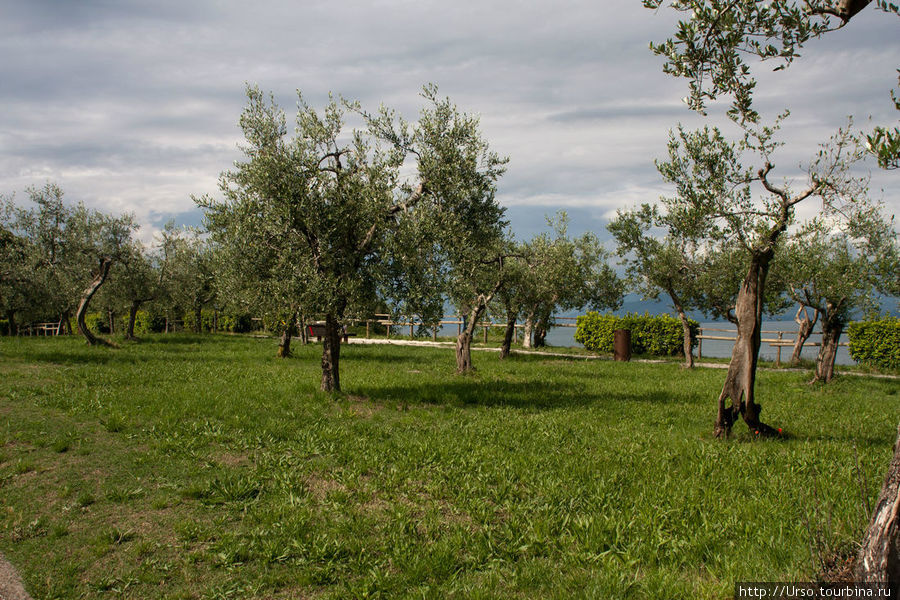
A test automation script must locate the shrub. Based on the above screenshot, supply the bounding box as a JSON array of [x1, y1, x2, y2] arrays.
[[219, 313, 252, 333], [0, 319, 8, 336], [118, 310, 167, 335], [84, 312, 109, 334], [575, 311, 699, 356], [848, 317, 900, 370], [184, 309, 254, 333]]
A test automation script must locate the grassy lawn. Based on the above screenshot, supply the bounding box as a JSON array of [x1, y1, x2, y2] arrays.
[[1, 334, 898, 599]]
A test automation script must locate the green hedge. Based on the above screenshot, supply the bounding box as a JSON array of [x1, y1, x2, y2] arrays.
[[575, 312, 699, 356], [848, 317, 900, 370], [183, 309, 253, 334], [84, 312, 110, 334]]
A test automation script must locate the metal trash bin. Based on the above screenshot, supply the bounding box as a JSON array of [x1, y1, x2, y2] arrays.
[[614, 329, 631, 362]]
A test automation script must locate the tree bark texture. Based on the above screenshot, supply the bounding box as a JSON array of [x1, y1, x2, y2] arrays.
[[678, 310, 694, 369], [5, 311, 17, 336], [320, 313, 342, 392], [76, 257, 113, 346], [124, 300, 141, 340], [456, 305, 485, 374], [791, 306, 819, 366], [107, 308, 115, 334], [533, 325, 547, 348], [522, 315, 534, 349], [812, 308, 843, 384], [277, 311, 298, 358], [193, 306, 202, 334], [669, 288, 694, 369], [713, 253, 779, 438], [857, 423, 900, 593], [60, 311, 72, 335], [499, 311, 517, 359]]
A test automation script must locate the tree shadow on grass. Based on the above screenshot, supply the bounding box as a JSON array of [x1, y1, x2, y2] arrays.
[[352, 378, 687, 411], [16, 350, 124, 366]]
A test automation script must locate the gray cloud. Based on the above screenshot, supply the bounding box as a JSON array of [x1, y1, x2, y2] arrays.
[[1, 0, 897, 248]]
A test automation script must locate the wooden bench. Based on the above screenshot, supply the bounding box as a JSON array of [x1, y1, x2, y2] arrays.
[[27, 322, 62, 336], [307, 323, 356, 343]]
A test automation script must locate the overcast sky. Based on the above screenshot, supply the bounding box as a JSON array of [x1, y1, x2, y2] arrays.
[[2, 0, 898, 245]]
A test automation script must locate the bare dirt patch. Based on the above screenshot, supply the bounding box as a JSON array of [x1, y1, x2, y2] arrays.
[[0, 552, 31, 600], [213, 451, 252, 468], [345, 395, 382, 418], [305, 473, 348, 502]]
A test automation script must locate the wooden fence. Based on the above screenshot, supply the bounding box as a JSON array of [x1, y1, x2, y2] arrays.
[[354, 316, 844, 365], [18, 315, 847, 364], [697, 327, 847, 366]]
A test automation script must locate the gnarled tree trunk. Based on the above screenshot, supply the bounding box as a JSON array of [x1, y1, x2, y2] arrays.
[[320, 313, 342, 392], [533, 324, 548, 348], [277, 311, 298, 358], [60, 311, 72, 335], [678, 309, 694, 369], [668, 287, 694, 369], [499, 310, 517, 359], [124, 300, 141, 340], [857, 423, 900, 593], [522, 314, 534, 349], [790, 306, 819, 366], [76, 257, 114, 346], [714, 252, 779, 438], [457, 305, 485, 373], [812, 305, 843, 384], [4, 310, 17, 336]]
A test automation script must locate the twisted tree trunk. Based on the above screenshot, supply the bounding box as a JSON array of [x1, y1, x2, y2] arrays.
[[533, 324, 548, 348], [499, 310, 517, 359], [75, 257, 114, 347], [320, 312, 342, 392], [790, 306, 819, 366], [857, 423, 900, 593], [668, 287, 694, 369], [60, 311, 72, 335], [522, 314, 534, 349], [276, 310, 298, 358], [812, 305, 844, 384], [4, 311, 16, 336], [714, 252, 779, 438], [456, 304, 484, 373], [124, 300, 141, 340]]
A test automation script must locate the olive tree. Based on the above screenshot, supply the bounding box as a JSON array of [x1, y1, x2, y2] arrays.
[[202, 85, 506, 389], [365, 86, 509, 375], [656, 122, 863, 437], [609, 204, 702, 367], [103, 240, 163, 340], [4, 183, 135, 345], [510, 213, 622, 352], [643, 0, 898, 119], [157, 224, 215, 335], [784, 207, 899, 383]]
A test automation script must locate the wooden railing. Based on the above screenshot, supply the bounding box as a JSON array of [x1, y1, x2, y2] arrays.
[[22, 322, 63, 336], [697, 327, 847, 366]]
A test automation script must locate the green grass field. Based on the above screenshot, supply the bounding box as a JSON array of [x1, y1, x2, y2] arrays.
[[1, 334, 898, 599]]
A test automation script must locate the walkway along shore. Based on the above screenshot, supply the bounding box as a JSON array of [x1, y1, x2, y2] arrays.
[[344, 337, 900, 380]]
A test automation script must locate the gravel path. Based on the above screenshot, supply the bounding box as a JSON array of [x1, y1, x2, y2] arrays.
[[347, 337, 899, 379], [0, 552, 31, 600]]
